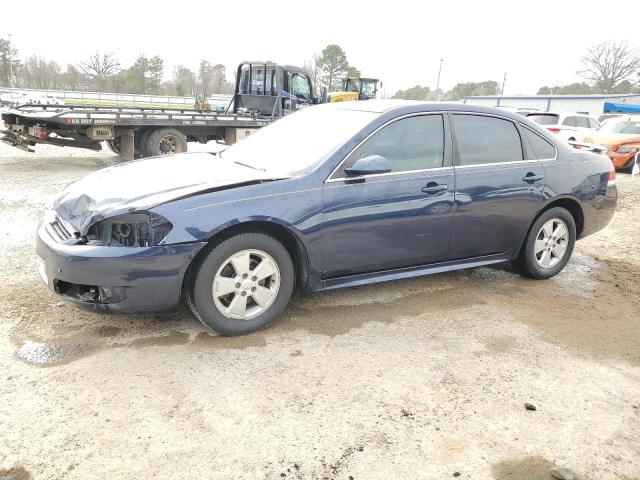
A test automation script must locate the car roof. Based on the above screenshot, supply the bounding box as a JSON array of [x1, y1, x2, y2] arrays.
[[322, 99, 535, 121]]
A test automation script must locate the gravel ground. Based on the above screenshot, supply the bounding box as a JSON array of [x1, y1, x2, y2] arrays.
[[0, 143, 639, 480]]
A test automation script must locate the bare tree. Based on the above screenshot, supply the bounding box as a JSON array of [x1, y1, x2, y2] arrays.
[[304, 53, 323, 96], [79, 51, 120, 91], [578, 41, 640, 93]]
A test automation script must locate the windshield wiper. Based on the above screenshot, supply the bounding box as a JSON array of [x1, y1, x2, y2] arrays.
[[234, 161, 266, 172]]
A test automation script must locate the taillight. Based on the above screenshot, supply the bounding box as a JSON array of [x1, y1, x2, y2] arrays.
[[547, 127, 561, 134], [608, 159, 616, 185]]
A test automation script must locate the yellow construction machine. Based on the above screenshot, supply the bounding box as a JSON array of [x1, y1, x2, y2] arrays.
[[326, 77, 380, 103]]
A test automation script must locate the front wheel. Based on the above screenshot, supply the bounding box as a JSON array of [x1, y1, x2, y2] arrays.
[[188, 233, 295, 335], [513, 207, 576, 279]]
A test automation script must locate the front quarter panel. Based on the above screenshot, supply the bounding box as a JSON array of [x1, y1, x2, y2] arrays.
[[151, 175, 325, 276]]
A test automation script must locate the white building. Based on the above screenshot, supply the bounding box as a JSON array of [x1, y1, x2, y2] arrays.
[[462, 94, 640, 117]]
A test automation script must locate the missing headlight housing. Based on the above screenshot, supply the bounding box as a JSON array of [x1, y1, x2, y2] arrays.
[[87, 212, 172, 247]]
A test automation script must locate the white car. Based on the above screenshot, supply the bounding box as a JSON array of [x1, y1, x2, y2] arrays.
[[0, 91, 27, 106], [22, 93, 65, 106], [526, 112, 601, 142]]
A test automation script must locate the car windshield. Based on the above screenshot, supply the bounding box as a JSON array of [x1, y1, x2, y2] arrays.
[[528, 114, 559, 125], [598, 119, 640, 135], [220, 106, 377, 176]]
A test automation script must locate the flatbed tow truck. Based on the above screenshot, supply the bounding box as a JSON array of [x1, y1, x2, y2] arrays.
[[1, 62, 319, 160]]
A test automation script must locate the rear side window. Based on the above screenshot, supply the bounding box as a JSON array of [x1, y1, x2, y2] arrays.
[[522, 128, 556, 159], [451, 115, 523, 166], [338, 114, 444, 175], [562, 116, 578, 127], [587, 118, 600, 129], [575, 117, 590, 128], [529, 114, 559, 126]]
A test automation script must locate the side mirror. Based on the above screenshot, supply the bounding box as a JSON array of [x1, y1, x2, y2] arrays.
[[344, 155, 391, 177]]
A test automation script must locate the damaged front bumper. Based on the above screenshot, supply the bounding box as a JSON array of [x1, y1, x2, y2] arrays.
[[36, 220, 207, 313]]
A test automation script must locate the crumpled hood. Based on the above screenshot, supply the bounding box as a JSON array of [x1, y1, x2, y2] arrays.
[[53, 152, 286, 234]]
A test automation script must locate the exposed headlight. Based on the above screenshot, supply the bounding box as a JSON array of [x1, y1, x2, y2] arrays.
[[87, 212, 172, 247], [616, 145, 638, 154]]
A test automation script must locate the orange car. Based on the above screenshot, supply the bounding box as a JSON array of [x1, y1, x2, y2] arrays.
[[583, 116, 640, 171]]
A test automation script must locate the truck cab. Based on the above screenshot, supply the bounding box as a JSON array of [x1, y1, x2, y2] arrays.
[[234, 62, 319, 117]]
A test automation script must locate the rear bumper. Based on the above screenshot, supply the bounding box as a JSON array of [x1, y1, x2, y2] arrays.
[[36, 222, 207, 313]]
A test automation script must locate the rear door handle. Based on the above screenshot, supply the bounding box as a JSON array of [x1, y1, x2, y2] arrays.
[[422, 183, 448, 194], [522, 173, 544, 183]]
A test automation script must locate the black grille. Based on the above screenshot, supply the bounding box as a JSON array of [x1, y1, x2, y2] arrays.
[[45, 216, 75, 242]]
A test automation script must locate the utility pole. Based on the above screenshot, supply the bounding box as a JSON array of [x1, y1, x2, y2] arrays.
[[435, 57, 443, 101], [8, 33, 14, 87], [501, 72, 507, 95]]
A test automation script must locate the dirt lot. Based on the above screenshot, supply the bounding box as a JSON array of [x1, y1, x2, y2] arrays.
[[0, 143, 639, 480]]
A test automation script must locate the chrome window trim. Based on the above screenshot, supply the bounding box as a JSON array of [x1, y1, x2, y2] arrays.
[[325, 112, 447, 183], [325, 109, 560, 184], [325, 166, 454, 186]]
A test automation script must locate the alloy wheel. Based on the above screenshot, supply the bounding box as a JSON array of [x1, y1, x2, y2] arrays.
[[212, 249, 280, 320], [534, 218, 569, 269]]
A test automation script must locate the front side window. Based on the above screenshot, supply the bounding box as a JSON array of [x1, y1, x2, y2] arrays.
[[335, 115, 445, 177], [291, 74, 311, 100], [451, 114, 523, 166]]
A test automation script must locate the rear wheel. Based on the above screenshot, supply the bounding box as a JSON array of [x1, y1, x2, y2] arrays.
[[188, 233, 295, 335], [144, 128, 187, 157], [513, 207, 576, 279]]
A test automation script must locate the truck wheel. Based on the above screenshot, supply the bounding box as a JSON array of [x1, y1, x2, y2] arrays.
[[145, 128, 187, 157], [106, 139, 120, 155], [138, 129, 153, 157]]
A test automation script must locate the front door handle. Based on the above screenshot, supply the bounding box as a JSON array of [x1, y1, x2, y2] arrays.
[[522, 173, 544, 183], [422, 182, 448, 194]]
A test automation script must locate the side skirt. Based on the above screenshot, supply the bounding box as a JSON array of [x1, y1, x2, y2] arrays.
[[317, 253, 511, 291]]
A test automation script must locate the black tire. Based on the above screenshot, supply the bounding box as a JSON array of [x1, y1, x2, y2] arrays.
[[188, 233, 295, 336], [138, 129, 153, 158], [145, 128, 187, 157], [513, 207, 576, 279], [105, 139, 120, 155]]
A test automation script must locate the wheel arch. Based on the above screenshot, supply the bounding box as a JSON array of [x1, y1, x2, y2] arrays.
[[182, 219, 310, 300], [515, 196, 584, 258]]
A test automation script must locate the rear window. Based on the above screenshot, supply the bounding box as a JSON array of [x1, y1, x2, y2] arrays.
[[522, 128, 556, 159], [452, 114, 523, 166], [528, 114, 559, 126]]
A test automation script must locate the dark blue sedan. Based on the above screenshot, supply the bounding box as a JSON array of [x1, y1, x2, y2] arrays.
[[37, 101, 617, 335]]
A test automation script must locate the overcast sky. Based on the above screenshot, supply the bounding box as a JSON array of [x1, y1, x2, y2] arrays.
[[3, 0, 638, 95]]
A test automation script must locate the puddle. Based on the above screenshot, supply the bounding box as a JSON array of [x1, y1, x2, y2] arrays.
[[94, 325, 121, 337], [15, 340, 95, 367], [127, 330, 190, 348], [0, 466, 31, 480], [492, 456, 554, 480], [191, 331, 267, 350]]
